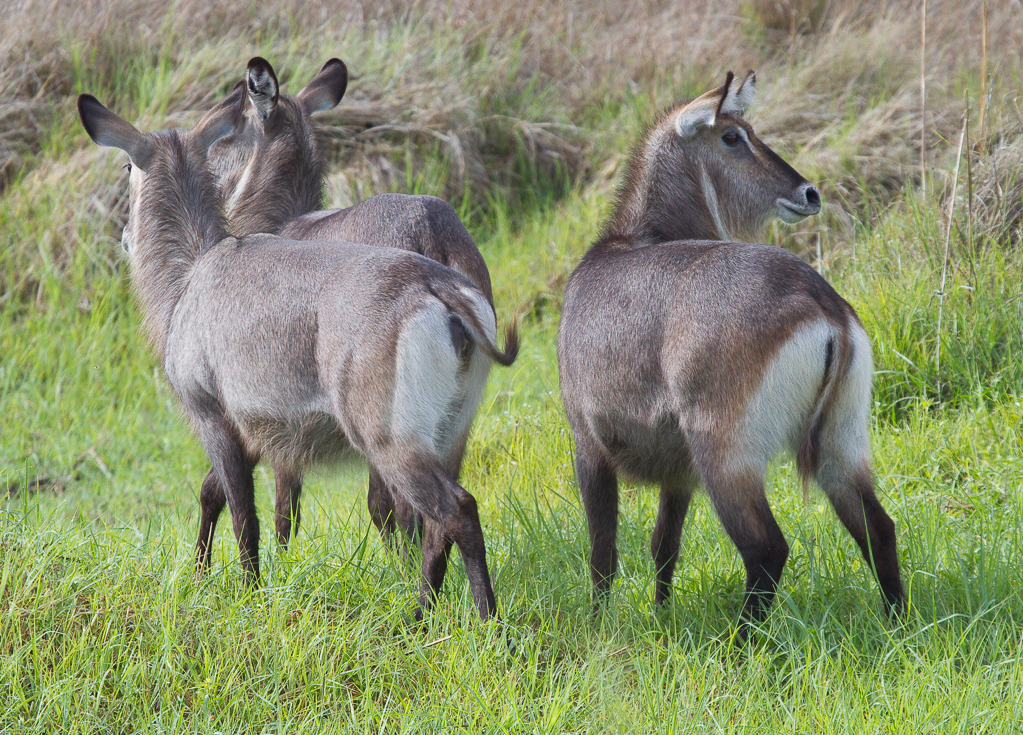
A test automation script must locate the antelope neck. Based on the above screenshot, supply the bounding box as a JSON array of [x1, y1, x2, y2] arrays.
[[129, 132, 228, 356]]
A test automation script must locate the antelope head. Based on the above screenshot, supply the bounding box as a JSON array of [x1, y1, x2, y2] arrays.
[[78, 87, 244, 257], [208, 56, 348, 235], [622, 70, 821, 244]]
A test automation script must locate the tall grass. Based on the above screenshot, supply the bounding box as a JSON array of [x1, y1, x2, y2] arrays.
[[2, 0, 1023, 732]]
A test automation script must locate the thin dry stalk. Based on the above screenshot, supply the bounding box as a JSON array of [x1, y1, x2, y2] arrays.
[[978, 0, 988, 144], [920, 0, 927, 193], [965, 94, 975, 275], [423, 634, 453, 648], [935, 111, 967, 397]]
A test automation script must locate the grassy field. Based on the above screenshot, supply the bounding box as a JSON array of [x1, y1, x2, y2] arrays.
[[3, 0, 1023, 732]]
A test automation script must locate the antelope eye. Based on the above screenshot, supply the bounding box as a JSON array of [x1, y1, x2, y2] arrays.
[[123, 162, 132, 174], [721, 130, 741, 146]]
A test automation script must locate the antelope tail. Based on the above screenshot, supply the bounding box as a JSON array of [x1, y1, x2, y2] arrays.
[[795, 319, 853, 499], [426, 284, 520, 367]]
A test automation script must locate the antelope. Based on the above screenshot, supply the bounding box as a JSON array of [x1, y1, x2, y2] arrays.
[[77, 87, 517, 621], [207, 57, 496, 548], [557, 71, 904, 639]]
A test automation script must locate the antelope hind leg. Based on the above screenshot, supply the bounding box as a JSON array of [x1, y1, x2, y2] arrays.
[[367, 465, 397, 540], [415, 518, 454, 621], [574, 433, 620, 611], [377, 454, 496, 621], [703, 467, 789, 642], [820, 461, 905, 617], [651, 473, 696, 605], [195, 468, 226, 577], [273, 465, 303, 549], [198, 419, 261, 583]]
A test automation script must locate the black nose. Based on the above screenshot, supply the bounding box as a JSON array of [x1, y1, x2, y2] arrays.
[[804, 185, 821, 208]]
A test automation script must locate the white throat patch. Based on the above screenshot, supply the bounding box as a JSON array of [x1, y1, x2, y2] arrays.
[[225, 153, 256, 217], [700, 162, 730, 241]]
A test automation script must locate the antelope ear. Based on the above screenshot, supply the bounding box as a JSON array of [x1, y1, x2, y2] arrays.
[[246, 57, 279, 120], [193, 82, 245, 153], [78, 94, 154, 169], [295, 58, 348, 114], [674, 75, 731, 138], [674, 99, 717, 138], [720, 69, 756, 116], [220, 79, 247, 111]]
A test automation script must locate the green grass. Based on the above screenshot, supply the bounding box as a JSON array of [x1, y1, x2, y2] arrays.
[[3, 195, 1023, 731], [3, 1, 1023, 731]]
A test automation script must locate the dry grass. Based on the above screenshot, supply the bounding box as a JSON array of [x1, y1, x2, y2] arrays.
[[971, 135, 1023, 245], [1, 0, 1021, 301]]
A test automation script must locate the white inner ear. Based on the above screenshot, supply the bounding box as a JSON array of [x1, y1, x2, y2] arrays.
[[248, 70, 277, 120], [675, 102, 717, 138], [721, 75, 757, 115], [303, 89, 337, 114]]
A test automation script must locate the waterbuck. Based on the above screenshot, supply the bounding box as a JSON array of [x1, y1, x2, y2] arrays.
[[77, 89, 517, 620], [208, 57, 495, 546], [557, 71, 904, 638]]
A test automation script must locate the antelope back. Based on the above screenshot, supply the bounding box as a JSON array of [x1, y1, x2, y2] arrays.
[[208, 57, 348, 236]]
